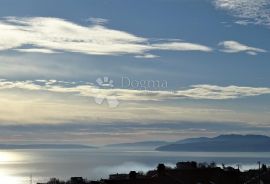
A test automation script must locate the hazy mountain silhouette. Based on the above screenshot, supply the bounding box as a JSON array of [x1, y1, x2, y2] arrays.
[[0, 144, 96, 149], [105, 141, 169, 148], [156, 134, 270, 152]]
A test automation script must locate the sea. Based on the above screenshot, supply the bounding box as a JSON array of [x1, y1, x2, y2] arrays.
[[0, 147, 269, 184]]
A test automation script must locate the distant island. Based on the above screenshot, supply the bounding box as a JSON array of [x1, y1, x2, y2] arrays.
[[2, 134, 270, 151], [156, 134, 270, 152], [0, 144, 95, 149], [105, 134, 270, 152], [105, 141, 169, 148]]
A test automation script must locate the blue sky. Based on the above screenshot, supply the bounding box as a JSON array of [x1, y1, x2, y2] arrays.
[[0, 0, 270, 144]]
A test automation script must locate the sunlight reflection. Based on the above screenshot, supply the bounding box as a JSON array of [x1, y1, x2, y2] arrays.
[[0, 152, 22, 163], [0, 151, 25, 184], [0, 171, 23, 184]]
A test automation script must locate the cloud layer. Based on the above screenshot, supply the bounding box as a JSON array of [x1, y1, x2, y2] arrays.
[[0, 79, 269, 126], [0, 17, 212, 57], [219, 41, 267, 55], [214, 0, 270, 27], [1, 17, 267, 58], [0, 79, 270, 101]]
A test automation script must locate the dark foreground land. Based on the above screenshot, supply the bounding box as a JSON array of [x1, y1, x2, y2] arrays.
[[38, 161, 270, 184]]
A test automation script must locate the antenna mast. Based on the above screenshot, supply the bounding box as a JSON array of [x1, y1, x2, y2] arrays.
[[30, 174, 32, 184]]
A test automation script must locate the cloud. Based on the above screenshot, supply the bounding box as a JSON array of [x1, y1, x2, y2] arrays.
[[0, 119, 269, 145], [15, 48, 58, 54], [234, 20, 251, 25], [218, 41, 267, 55], [152, 42, 212, 52], [87, 17, 108, 25], [0, 17, 212, 57], [135, 54, 159, 59], [0, 79, 270, 101], [0, 79, 270, 127], [213, 0, 270, 27], [178, 84, 270, 99]]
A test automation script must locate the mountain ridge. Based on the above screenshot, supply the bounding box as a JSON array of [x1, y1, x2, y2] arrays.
[[156, 134, 270, 152], [0, 144, 96, 149], [105, 141, 169, 148]]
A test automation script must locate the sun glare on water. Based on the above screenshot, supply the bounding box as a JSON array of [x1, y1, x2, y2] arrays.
[[0, 172, 23, 184], [0, 151, 25, 184], [0, 152, 21, 163]]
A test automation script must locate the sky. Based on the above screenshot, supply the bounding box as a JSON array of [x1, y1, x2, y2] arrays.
[[0, 0, 270, 145]]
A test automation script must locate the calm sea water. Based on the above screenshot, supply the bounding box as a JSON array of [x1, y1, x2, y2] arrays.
[[0, 148, 269, 184]]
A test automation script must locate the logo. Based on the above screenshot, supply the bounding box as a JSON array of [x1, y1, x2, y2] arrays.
[[93, 77, 119, 108]]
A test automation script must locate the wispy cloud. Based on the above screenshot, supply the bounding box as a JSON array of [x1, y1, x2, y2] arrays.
[[152, 42, 212, 52], [213, 0, 270, 27], [218, 41, 267, 55], [179, 84, 270, 99], [135, 54, 159, 59], [0, 79, 269, 125], [0, 121, 267, 144], [0, 79, 270, 101], [15, 48, 58, 54], [0, 17, 212, 57], [87, 17, 108, 25]]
